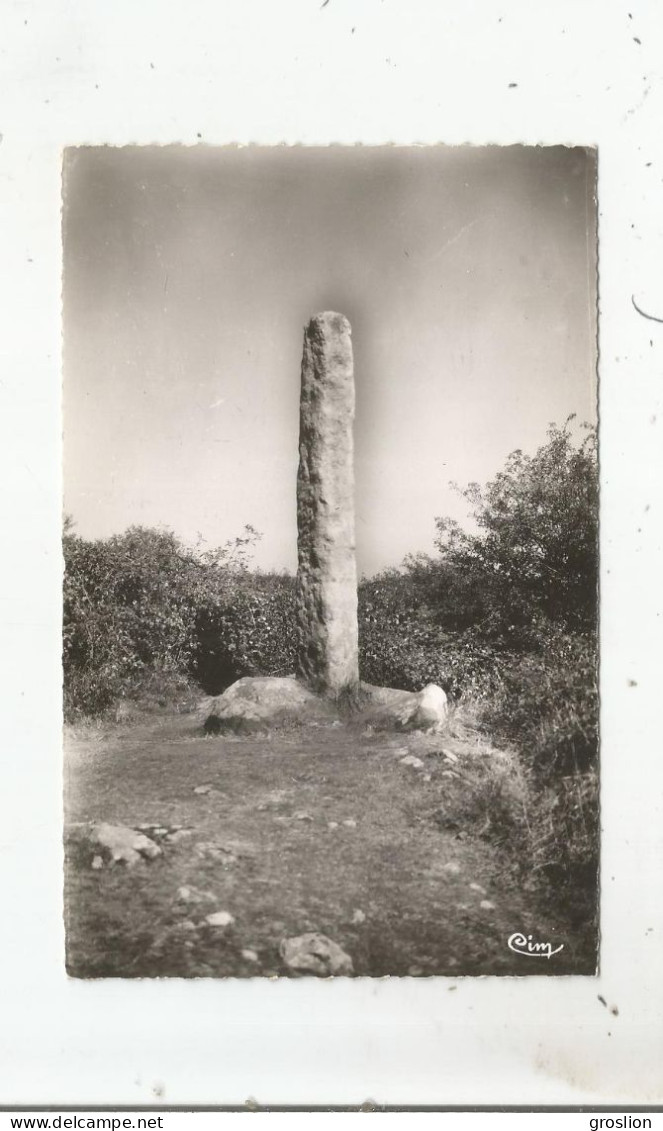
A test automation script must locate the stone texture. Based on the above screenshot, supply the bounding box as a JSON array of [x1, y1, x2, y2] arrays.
[[406, 683, 449, 730], [358, 681, 448, 732], [279, 931, 354, 976], [203, 675, 337, 734], [205, 910, 235, 928], [296, 312, 359, 696], [86, 823, 161, 867]]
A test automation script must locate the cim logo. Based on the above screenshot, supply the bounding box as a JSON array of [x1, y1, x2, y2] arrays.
[[507, 931, 564, 959]]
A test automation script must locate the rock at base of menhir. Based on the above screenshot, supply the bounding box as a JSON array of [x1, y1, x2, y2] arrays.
[[202, 675, 339, 735], [404, 683, 449, 731], [280, 932, 354, 976], [359, 681, 448, 732], [296, 312, 359, 697]]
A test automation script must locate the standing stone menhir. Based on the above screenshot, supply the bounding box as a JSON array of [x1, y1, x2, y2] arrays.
[[296, 312, 359, 696]]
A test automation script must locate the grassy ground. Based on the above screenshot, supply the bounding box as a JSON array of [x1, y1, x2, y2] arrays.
[[64, 706, 597, 978]]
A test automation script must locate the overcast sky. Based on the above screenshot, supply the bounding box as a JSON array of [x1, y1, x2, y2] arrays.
[[63, 144, 597, 576]]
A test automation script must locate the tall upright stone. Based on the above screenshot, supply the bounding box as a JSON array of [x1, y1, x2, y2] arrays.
[[296, 312, 359, 695]]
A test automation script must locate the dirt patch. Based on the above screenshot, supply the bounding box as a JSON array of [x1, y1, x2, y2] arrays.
[[64, 710, 596, 978]]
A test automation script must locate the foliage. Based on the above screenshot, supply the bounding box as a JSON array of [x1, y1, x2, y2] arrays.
[[482, 628, 598, 779], [63, 522, 297, 717], [357, 421, 599, 916], [430, 418, 598, 644], [191, 572, 297, 693]]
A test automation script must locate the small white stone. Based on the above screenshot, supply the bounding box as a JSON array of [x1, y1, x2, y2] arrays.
[[423, 773, 432, 782], [351, 909, 366, 925], [177, 885, 215, 904], [400, 754, 424, 769], [91, 855, 104, 870], [343, 818, 357, 828], [469, 882, 487, 894], [443, 750, 459, 764], [166, 828, 193, 843], [294, 811, 313, 822], [443, 862, 461, 876], [205, 911, 235, 928], [479, 900, 496, 911], [328, 821, 339, 829], [193, 784, 212, 795], [241, 948, 259, 962]]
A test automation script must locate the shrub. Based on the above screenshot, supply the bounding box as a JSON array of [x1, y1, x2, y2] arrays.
[[190, 572, 297, 693], [63, 521, 299, 717], [431, 418, 598, 643], [481, 629, 598, 780]]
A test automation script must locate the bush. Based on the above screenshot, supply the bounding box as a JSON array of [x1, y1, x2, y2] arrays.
[[63, 522, 297, 718], [431, 418, 598, 643], [191, 572, 297, 693], [482, 629, 598, 780]]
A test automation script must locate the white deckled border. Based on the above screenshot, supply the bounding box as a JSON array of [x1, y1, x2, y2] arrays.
[[1, 0, 662, 1108]]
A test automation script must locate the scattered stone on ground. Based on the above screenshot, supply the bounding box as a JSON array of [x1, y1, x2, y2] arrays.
[[469, 882, 487, 894], [91, 855, 103, 870], [194, 841, 240, 865], [351, 909, 366, 925], [443, 750, 459, 764], [293, 811, 313, 822], [86, 822, 161, 867], [193, 784, 213, 795], [443, 862, 462, 876], [480, 900, 496, 911], [423, 773, 432, 782], [177, 885, 216, 904], [205, 910, 235, 928], [328, 821, 339, 829], [241, 949, 259, 963], [400, 754, 424, 769], [137, 823, 194, 843], [343, 818, 357, 828], [280, 932, 354, 976]]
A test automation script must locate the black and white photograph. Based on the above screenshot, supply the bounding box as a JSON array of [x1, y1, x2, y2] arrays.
[[62, 144, 599, 980]]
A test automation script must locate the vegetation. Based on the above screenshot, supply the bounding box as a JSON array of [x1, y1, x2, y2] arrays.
[[63, 522, 298, 716], [63, 419, 598, 932]]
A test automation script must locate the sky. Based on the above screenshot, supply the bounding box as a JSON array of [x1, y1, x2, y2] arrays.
[[63, 145, 597, 577]]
